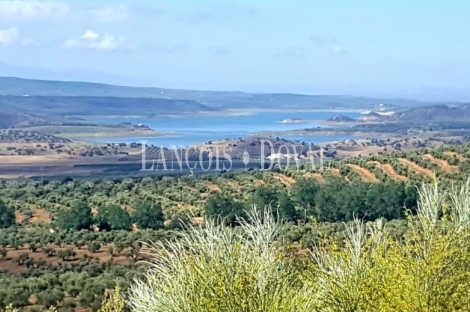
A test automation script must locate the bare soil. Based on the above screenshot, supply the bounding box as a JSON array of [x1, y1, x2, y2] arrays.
[[347, 164, 379, 182], [399, 158, 435, 178], [423, 154, 459, 172]]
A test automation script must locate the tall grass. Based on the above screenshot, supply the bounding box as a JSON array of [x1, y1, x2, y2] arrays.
[[127, 208, 318, 312]]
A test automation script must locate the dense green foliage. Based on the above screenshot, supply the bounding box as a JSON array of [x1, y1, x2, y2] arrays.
[[55, 202, 93, 231], [132, 202, 165, 230], [95, 205, 132, 231], [205, 194, 246, 226], [0, 199, 15, 229]]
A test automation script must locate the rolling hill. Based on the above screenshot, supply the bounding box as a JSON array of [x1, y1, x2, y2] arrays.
[[0, 95, 217, 121], [0, 111, 63, 128], [0, 76, 446, 111]]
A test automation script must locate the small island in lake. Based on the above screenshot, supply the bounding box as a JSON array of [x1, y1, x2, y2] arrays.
[[327, 115, 356, 122]]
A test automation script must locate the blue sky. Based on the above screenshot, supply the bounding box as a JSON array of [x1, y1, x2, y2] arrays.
[[0, 0, 469, 100]]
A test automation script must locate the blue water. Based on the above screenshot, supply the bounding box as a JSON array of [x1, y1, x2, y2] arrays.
[[83, 111, 361, 147]]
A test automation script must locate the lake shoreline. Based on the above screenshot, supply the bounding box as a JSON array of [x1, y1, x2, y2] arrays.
[[72, 108, 367, 120], [80, 111, 363, 147]]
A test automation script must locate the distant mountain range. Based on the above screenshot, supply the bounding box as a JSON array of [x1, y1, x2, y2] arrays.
[[0, 77, 467, 128], [0, 95, 215, 118], [0, 76, 445, 109]]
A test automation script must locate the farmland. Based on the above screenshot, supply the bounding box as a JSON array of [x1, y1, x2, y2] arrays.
[[1, 142, 470, 311]]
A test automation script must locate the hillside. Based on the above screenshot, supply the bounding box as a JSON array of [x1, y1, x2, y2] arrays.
[[0, 77, 440, 111], [0, 95, 217, 119], [354, 104, 470, 123], [0, 112, 63, 128], [395, 104, 470, 122], [0, 143, 469, 311], [1, 143, 469, 220]]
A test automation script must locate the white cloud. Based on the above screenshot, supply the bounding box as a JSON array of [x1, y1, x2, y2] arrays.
[[82, 30, 99, 41], [332, 45, 347, 55], [91, 5, 131, 22], [0, 27, 18, 45], [0, 0, 69, 20], [65, 30, 127, 51]]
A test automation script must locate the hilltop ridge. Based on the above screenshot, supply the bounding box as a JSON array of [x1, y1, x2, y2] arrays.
[[0, 76, 446, 111]]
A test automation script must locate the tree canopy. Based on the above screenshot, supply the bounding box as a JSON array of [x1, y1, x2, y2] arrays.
[[0, 199, 15, 229], [55, 202, 93, 231]]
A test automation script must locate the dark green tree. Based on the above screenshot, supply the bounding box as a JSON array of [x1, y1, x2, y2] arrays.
[[291, 178, 321, 216], [166, 214, 192, 230], [205, 194, 245, 226], [88, 241, 101, 253], [133, 201, 165, 230], [278, 191, 297, 222], [95, 205, 132, 231], [0, 199, 15, 229], [252, 186, 279, 210], [55, 202, 93, 231]]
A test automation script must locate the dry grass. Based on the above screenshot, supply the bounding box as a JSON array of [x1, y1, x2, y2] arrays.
[[206, 181, 221, 192], [303, 172, 325, 183], [347, 164, 379, 182], [331, 168, 340, 175], [275, 173, 296, 186], [380, 164, 409, 181], [15, 208, 51, 223], [254, 179, 266, 186], [445, 151, 466, 161], [423, 154, 459, 173], [227, 181, 243, 191], [399, 158, 435, 178]]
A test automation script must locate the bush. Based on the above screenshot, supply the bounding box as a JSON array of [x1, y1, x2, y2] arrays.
[[127, 208, 317, 311]]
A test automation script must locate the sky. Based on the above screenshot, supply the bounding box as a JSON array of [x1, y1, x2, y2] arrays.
[[0, 0, 469, 100]]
